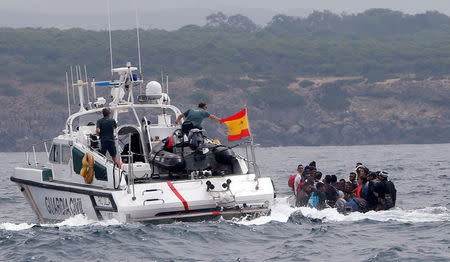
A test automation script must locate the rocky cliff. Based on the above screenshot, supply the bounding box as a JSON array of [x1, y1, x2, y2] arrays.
[[1, 76, 448, 151]]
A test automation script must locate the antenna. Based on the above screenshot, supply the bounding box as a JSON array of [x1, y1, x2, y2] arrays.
[[84, 65, 90, 103], [166, 73, 169, 94], [75, 65, 79, 81], [70, 66, 75, 103], [77, 65, 84, 105], [92, 77, 97, 100], [161, 70, 163, 85], [107, 0, 114, 78], [65, 72, 71, 116], [135, 0, 143, 76]]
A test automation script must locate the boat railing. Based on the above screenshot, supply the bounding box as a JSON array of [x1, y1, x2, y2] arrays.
[[24, 139, 52, 166], [125, 133, 137, 200]]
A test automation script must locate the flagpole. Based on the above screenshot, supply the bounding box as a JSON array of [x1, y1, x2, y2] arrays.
[[245, 145, 250, 174], [245, 106, 260, 190]]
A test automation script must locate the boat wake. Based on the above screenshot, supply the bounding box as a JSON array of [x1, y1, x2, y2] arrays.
[[1, 198, 448, 231], [0, 222, 35, 231], [0, 214, 121, 231], [236, 197, 450, 226]]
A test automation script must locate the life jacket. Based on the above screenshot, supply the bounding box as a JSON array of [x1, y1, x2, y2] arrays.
[[288, 175, 296, 190], [356, 184, 362, 197]]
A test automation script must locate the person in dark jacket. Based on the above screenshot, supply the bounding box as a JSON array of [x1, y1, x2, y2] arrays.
[[302, 167, 314, 183], [323, 175, 338, 207], [296, 181, 313, 207], [366, 172, 386, 211], [330, 175, 338, 189], [377, 171, 397, 210], [314, 171, 323, 183]]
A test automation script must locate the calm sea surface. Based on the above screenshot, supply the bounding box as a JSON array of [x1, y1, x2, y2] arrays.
[[1, 144, 449, 261]]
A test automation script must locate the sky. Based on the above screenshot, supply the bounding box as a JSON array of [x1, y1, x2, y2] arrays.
[[1, 0, 450, 30]]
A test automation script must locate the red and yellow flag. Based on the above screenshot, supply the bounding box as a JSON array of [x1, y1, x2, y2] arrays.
[[220, 109, 251, 141]]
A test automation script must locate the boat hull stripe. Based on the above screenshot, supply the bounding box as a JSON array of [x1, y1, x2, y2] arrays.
[[22, 184, 46, 224], [166, 181, 189, 211]]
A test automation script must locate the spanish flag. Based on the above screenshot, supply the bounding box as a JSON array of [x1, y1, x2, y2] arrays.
[[220, 109, 251, 141]]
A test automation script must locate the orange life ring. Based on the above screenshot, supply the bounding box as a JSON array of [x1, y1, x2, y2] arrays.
[[80, 152, 94, 184]]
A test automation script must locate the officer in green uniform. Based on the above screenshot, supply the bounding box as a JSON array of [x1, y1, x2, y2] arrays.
[[96, 108, 118, 164], [175, 102, 221, 133]]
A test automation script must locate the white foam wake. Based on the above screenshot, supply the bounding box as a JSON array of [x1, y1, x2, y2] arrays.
[[237, 197, 300, 226], [0, 222, 35, 231], [51, 214, 122, 227], [297, 206, 450, 223], [237, 196, 450, 225], [0, 214, 122, 231], [2, 200, 448, 230]]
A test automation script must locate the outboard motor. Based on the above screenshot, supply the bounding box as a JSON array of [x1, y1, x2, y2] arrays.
[[188, 128, 206, 152]]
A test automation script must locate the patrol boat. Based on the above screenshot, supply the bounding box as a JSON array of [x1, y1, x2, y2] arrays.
[[10, 63, 275, 223]]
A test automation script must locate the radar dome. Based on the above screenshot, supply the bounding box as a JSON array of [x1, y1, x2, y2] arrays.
[[145, 81, 162, 99]]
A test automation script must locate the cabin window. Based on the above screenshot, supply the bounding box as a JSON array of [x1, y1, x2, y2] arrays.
[[49, 144, 61, 163], [72, 147, 83, 174], [61, 145, 71, 164]]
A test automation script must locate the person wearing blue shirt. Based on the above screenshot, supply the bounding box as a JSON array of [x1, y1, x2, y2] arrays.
[[343, 192, 360, 212], [307, 182, 327, 210], [356, 176, 369, 199], [175, 101, 221, 134]]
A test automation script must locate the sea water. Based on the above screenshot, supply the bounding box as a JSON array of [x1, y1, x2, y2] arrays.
[[1, 144, 449, 261]]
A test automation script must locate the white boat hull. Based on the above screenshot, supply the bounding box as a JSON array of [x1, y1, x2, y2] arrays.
[[11, 166, 275, 223]]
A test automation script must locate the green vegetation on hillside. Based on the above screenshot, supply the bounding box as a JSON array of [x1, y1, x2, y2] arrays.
[[251, 86, 305, 109], [1, 8, 450, 86], [0, 83, 23, 97]]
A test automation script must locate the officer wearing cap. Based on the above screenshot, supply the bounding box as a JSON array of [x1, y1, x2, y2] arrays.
[[96, 108, 118, 164]]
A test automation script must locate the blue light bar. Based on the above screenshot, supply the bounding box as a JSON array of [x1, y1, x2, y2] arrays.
[[95, 81, 120, 87]]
